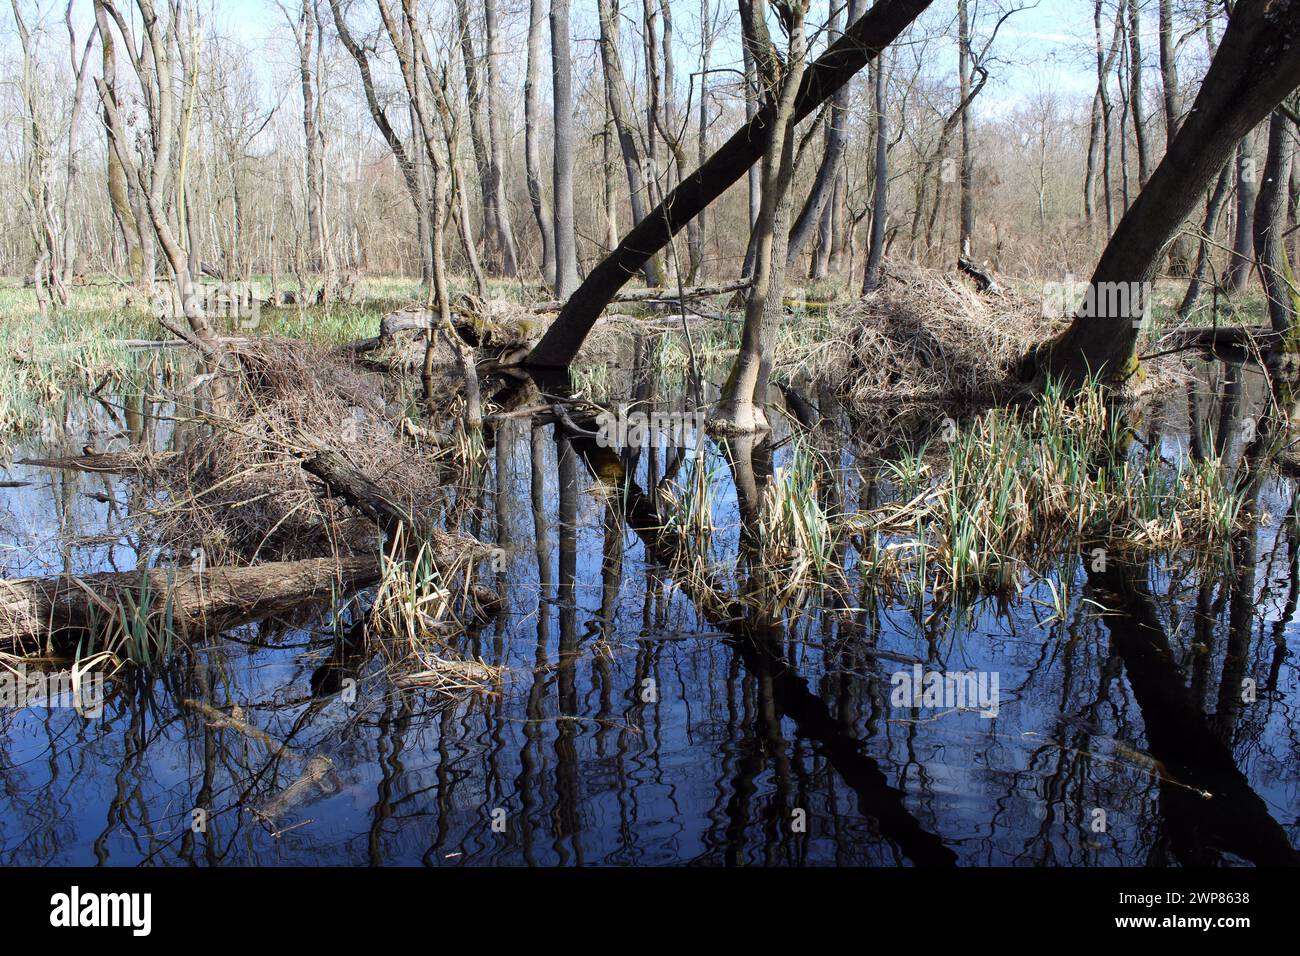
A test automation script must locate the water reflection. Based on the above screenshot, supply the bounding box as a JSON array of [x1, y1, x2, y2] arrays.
[[0, 351, 1296, 866]]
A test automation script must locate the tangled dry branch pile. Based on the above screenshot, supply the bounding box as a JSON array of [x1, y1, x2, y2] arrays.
[[137, 340, 453, 566], [792, 260, 1061, 414]]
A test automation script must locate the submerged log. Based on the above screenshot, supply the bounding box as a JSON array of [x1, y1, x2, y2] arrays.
[[250, 754, 339, 828], [0, 555, 382, 650]]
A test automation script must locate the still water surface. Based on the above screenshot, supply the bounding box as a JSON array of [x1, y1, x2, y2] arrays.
[[0, 357, 1296, 866]]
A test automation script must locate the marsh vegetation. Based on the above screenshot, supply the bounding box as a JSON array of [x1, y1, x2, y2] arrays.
[[2, 0, 1299, 867]]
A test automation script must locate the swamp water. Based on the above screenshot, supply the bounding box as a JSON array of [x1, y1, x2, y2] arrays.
[[0, 352, 1296, 866]]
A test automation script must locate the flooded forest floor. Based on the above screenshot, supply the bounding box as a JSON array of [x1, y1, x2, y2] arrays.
[[0, 269, 1296, 866]]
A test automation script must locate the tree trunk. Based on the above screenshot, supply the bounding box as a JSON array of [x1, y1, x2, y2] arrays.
[[957, 0, 974, 257], [298, 0, 323, 269], [692, 0, 714, 279], [787, 0, 861, 270], [95, 3, 142, 282], [453, 0, 499, 271], [1159, 0, 1195, 274], [1127, 0, 1153, 188], [1228, 130, 1260, 291], [1083, 1, 1121, 226], [741, 41, 761, 278], [550, 0, 580, 298], [863, 49, 889, 292], [1254, 109, 1297, 336], [596, 0, 660, 287], [712, 0, 808, 434], [1029, 0, 1300, 386], [523, 0, 556, 285], [483, 0, 519, 276], [527, 0, 934, 368], [1176, 161, 1232, 320]]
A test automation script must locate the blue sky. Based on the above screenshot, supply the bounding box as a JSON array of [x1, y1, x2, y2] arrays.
[[30, 0, 1173, 122]]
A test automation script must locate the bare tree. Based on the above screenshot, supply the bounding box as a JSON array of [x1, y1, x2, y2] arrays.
[[329, 0, 434, 288], [1254, 108, 1296, 334], [482, 0, 519, 276], [551, 0, 580, 297], [1028, 0, 1300, 386], [1227, 127, 1260, 291], [1083, 0, 1123, 227], [863, 45, 889, 292], [787, 0, 861, 272], [691, 0, 718, 279], [712, 0, 810, 434], [957, 0, 974, 256], [1175, 161, 1231, 319], [1126, 0, 1152, 187], [596, 0, 662, 287], [281, 0, 336, 298], [94, 0, 217, 344], [12, 0, 96, 311], [527, 0, 933, 368], [95, 0, 145, 284], [523, 0, 555, 284], [452, 0, 497, 270]]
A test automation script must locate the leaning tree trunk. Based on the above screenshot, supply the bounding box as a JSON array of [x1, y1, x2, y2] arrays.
[[1028, 0, 1300, 387], [527, 0, 933, 368]]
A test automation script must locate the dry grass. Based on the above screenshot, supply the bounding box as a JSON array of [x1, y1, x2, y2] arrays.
[[367, 524, 503, 698], [133, 339, 455, 566], [788, 259, 1061, 420]]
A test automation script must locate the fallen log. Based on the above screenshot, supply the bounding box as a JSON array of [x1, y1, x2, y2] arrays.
[[299, 446, 414, 535], [17, 451, 177, 475], [1149, 325, 1281, 355], [297, 444, 491, 561], [346, 310, 490, 354], [528, 278, 751, 313], [0, 555, 382, 651], [957, 256, 1001, 294], [350, 280, 754, 354]]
